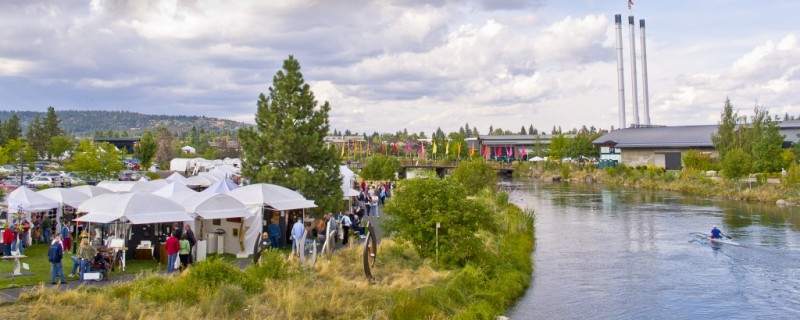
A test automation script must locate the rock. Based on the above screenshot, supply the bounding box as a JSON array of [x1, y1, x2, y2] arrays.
[[497, 316, 510, 320], [705, 170, 717, 177], [776, 199, 787, 206]]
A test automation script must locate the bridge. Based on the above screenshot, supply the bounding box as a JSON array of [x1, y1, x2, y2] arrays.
[[348, 159, 517, 178]]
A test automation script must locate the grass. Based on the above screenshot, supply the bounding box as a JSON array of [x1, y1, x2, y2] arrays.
[[1, 242, 162, 288]]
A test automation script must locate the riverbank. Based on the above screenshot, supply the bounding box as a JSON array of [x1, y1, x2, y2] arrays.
[[0, 186, 534, 319], [515, 162, 800, 205]]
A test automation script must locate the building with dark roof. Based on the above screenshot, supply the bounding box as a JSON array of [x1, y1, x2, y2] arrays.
[[94, 137, 140, 154], [592, 121, 800, 170]]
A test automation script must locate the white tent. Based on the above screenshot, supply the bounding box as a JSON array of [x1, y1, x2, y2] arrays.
[[201, 178, 240, 194], [227, 183, 317, 255], [6, 186, 60, 213], [77, 192, 193, 224], [97, 181, 137, 193], [131, 179, 168, 192], [165, 172, 192, 185], [181, 146, 196, 154], [186, 175, 215, 187], [340, 165, 359, 198], [71, 185, 112, 198], [179, 193, 251, 220], [151, 181, 197, 199], [37, 188, 90, 208]]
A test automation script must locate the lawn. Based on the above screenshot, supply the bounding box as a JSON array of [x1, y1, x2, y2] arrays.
[[0, 243, 162, 289]]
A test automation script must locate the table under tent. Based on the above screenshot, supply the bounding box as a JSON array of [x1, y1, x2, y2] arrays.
[[76, 192, 195, 271], [227, 183, 317, 255]]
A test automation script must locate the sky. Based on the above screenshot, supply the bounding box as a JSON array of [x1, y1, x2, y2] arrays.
[[1, 0, 799, 135]]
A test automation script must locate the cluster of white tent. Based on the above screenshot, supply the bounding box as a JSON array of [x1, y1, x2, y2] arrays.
[[2, 178, 317, 264], [3, 165, 360, 261]]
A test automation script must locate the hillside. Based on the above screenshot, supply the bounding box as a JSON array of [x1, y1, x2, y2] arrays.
[[0, 110, 250, 136]]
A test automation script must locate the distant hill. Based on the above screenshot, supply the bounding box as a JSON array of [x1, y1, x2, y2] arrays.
[[0, 110, 251, 137]]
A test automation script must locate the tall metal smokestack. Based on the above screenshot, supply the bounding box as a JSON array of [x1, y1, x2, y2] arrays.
[[615, 14, 626, 129], [640, 19, 651, 126], [628, 16, 640, 126]]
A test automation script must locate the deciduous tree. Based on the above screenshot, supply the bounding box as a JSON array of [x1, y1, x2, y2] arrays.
[[135, 130, 157, 170]]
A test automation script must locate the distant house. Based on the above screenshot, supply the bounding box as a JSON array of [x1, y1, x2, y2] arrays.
[[591, 121, 800, 170]]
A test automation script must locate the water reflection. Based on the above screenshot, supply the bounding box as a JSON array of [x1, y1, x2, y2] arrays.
[[508, 180, 800, 319]]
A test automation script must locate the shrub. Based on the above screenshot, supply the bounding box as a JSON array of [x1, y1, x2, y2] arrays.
[[245, 248, 292, 282], [382, 176, 494, 268], [453, 158, 498, 195], [185, 257, 254, 292]]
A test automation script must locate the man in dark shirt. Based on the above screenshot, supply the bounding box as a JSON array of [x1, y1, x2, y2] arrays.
[[48, 235, 67, 285], [183, 224, 196, 263]]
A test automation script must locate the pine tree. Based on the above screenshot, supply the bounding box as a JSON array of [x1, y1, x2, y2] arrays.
[[712, 98, 738, 159], [26, 115, 48, 159], [238, 56, 342, 213], [528, 124, 534, 135], [472, 126, 479, 137], [488, 125, 494, 135], [520, 126, 527, 135], [4, 114, 22, 141]]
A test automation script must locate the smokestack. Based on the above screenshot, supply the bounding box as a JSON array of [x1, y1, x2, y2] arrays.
[[615, 14, 626, 129], [640, 19, 651, 126], [628, 16, 639, 126]]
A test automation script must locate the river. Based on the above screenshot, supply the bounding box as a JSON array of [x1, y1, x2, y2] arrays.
[[507, 180, 800, 319]]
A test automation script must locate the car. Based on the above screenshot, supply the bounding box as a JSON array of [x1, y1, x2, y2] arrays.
[[25, 176, 61, 189], [0, 165, 16, 174], [1, 179, 21, 192], [119, 171, 134, 181]]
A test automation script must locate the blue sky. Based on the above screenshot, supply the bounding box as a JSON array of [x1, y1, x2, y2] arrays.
[[1, 0, 798, 134]]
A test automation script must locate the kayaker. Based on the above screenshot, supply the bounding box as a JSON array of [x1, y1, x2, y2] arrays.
[[710, 225, 725, 239]]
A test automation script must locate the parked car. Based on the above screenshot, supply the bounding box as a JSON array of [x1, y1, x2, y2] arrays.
[[25, 176, 61, 189], [0, 165, 16, 174], [119, 171, 134, 181], [1, 179, 21, 192]]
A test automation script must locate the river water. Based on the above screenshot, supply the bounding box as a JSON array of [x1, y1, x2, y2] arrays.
[[507, 181, 800, 319]]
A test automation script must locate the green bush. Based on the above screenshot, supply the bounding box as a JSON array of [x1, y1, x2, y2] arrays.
[[382, 176, 494, 268], [185, 257, 255, 292], [453, 158, 498, 195], [360, 154, 400, 180], [245, 248, 291, 282]]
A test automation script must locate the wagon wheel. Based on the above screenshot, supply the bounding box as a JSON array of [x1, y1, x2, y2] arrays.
[[362, 222, 378, 279]]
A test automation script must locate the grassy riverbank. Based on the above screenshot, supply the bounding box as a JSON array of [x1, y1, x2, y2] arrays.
[[0, 186, 534, 319], [515, 161, 800, 204]]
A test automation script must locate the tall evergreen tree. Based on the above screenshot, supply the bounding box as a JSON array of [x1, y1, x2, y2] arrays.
[[472, 126, 479, 137], [712, 98, 738, 159], [4, 114, 22, 141], [238, 56, 342, 213], [519, 126, 527, 135], [43, 106, 64, 159], [26, 115, 48, 159], [528, 124, 535, 135]]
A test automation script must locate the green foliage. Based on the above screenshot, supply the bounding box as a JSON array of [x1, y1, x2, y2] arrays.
[[185, 257, 257, 292], [712, 98, 737, 159], [722, 147, 751, 180], [66, 139, 125, 180], [47, 135, 74, 162], [751, 114, 785, 173], [154, 126, 177, 168], [135, 130, 157, 169], [782, 163, 800, 188], [246, 248, 292, 280], [564, 132, 601, 158], [560, 164, 571, 180], [2, 113, 22, 144], [548, 134, 567, 161], [781, 149, 796, 169], [382, 176, 493, 268], [4, 139, 36, 166], [682, 149, 717, 171], [145, 172, 161, 180], [360, 154, 400, 180], [452, 158, 497, 195], [239, 56, 343, 213]]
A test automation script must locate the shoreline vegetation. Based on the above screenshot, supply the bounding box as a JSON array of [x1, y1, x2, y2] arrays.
[[514, 161, 800, 205], [0, 176, 534, 319]]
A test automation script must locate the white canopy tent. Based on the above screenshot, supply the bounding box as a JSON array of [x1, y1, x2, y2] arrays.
[[77, 192, 193, 224], [71, 185, 112, 198], [165, 172, 192, 185], [5, 186, 60, 214], [186, 174, 215, 188], [96, 181, 137, 193], [179, 193, 251, 220], [201, 178, 240, 194], [37, 188, 90, 208], [151, 181, 197, 199], [227, 183, 317, 254], [131, 179, 168, 193], [340, 165, 359, 199]]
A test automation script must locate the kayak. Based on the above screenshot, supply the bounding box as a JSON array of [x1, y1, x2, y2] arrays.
[[693, 232, 740, 246]]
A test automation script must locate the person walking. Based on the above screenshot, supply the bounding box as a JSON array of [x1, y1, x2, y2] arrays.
[[178, 234, 190, 271], [165, 231, 180, 274], [3, 224, 14, 256], [48, 235, 67, 285]]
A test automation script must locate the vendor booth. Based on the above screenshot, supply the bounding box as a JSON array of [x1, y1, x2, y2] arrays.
[[176, 192, 251, 260], [227, 183, 317, 256]]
